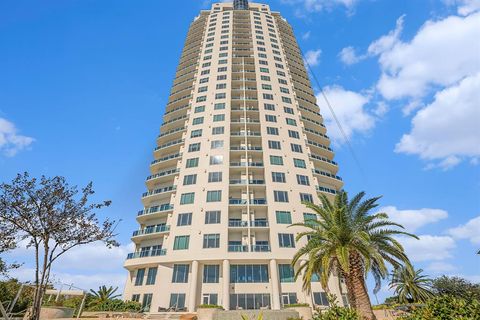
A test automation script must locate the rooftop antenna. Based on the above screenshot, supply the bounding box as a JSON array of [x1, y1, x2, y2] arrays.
[[234, 0, 249, 10]]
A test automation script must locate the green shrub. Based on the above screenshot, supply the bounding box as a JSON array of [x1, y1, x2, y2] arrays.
[[87, 299, 142, 312], [312, 307, 360, 320], [284, 303, 310, 308], [0, 279, 34, 314], [197, 304, 223, 309], [400, 295, 480, 320], [311, 293, 360, 320]]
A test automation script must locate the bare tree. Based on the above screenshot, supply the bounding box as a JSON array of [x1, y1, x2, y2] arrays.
[[0, 172, 118, 320]]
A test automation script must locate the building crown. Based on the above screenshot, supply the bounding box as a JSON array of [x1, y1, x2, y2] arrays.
[[233, 0, 249, 10]]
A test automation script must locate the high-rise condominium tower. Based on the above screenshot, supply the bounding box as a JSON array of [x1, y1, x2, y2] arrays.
[[123, 1, 345, 313]]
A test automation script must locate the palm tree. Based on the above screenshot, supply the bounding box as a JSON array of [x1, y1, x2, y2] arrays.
[[291, 191, 418, 320], [89, 285, 121, 305], [389, 265, 434, 303]]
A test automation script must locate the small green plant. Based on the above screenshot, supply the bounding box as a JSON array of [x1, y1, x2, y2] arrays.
[[284, 303, 310, 308], [197, 304, 223, 309], [241, 313, 263, 320]]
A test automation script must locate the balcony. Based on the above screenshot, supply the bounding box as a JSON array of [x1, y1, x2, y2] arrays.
[[137, 204, 174, 221], [126, 248, 166, 259], [142, 185, 176, 199], [151, 153, 182, 167], [229, 179, 265, 186], [228, 244, 249, 252], [250, 220, 269, 227], [309, 153, 337, 166], [231, 118, 260, 124], [230, 132, 261, 137], [154, 139, 184, 153], [231, 96, 258, 101], [316, 185, 337, 195], [158, 126, 186, 139], [312, 169, 342, 181], [146, 168, 179, 183], [231, 106, 259, 112], [228, 198, 267, 205], [230, 146, 263, 152], [229, 162, 264, 168], [228, 220, 248, 227], [251, 245, 271, 252], [312, 169, 343, 188], [132, 225, 170, 238]]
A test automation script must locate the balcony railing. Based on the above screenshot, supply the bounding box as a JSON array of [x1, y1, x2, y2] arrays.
[[137, 204, 174, 216], [126, 248, 166, 259], [229, 179, 265, 185], [228, 220, 248, 227], [231, 119, 260, 124], [146, 168, 180, 181], [230, 146, 263, 151], [309, 153, 337, 166], [312, 169, 342, 181], [251, 220, 269, 227], [142, 185, 176, 198], [228, 245, 249, 252], [229, 198, 267, 205], [316, 186, 337, 195], [151, 153, 182, 165], [230, 132, 261, 137], [251, 245, 271, 252], [231, 107, 259, 111], [154, 139, 184, 151], [132, 225, 170, 237], [229, 162, 264, 167]]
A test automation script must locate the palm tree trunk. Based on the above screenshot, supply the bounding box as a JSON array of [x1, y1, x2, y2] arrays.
[[349, 252, 376, 320], [341, 270, 357, 309]]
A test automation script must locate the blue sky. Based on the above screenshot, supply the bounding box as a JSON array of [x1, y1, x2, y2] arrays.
[[1, 0, 479, 301]]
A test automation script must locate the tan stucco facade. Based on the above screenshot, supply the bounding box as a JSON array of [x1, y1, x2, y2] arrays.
[[123, 1, 346, 314]]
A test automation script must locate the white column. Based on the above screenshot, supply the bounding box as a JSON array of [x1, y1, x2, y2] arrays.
[[188, 260, 199, 312], [222, 259, 230, 310], [270, 259, 281, 310]]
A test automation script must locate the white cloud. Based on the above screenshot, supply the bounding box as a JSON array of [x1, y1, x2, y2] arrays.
[[427, 261, 457, 273], [375, 12, 480, 100], [11, 267, 127, 292], [317, 86, 375, 143], [399, 235, 456, 262], [443, 0, 480, 15], [281, 0, 358, 16], [54, 242, 134, 272], [302, 31, 311, 40], [448, 215, 480, 245], [368, 15, 405, 56], [304, 49, 322, 66], [395, 73, 480, 168], [381, 206, 448, 232], [0, 117, 34, 157], [373, 101, 388, 117], [338, 15, 404, 66], [457, 0, 480, 14], [5, 241, 132, 291], [338, 46, 365, 65]]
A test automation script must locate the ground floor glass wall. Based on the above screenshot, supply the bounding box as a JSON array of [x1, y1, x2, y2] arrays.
[[229, 293, 271, 310]]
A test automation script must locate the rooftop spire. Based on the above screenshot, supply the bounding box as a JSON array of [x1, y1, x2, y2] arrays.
[[233, 0, 249, 10]]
